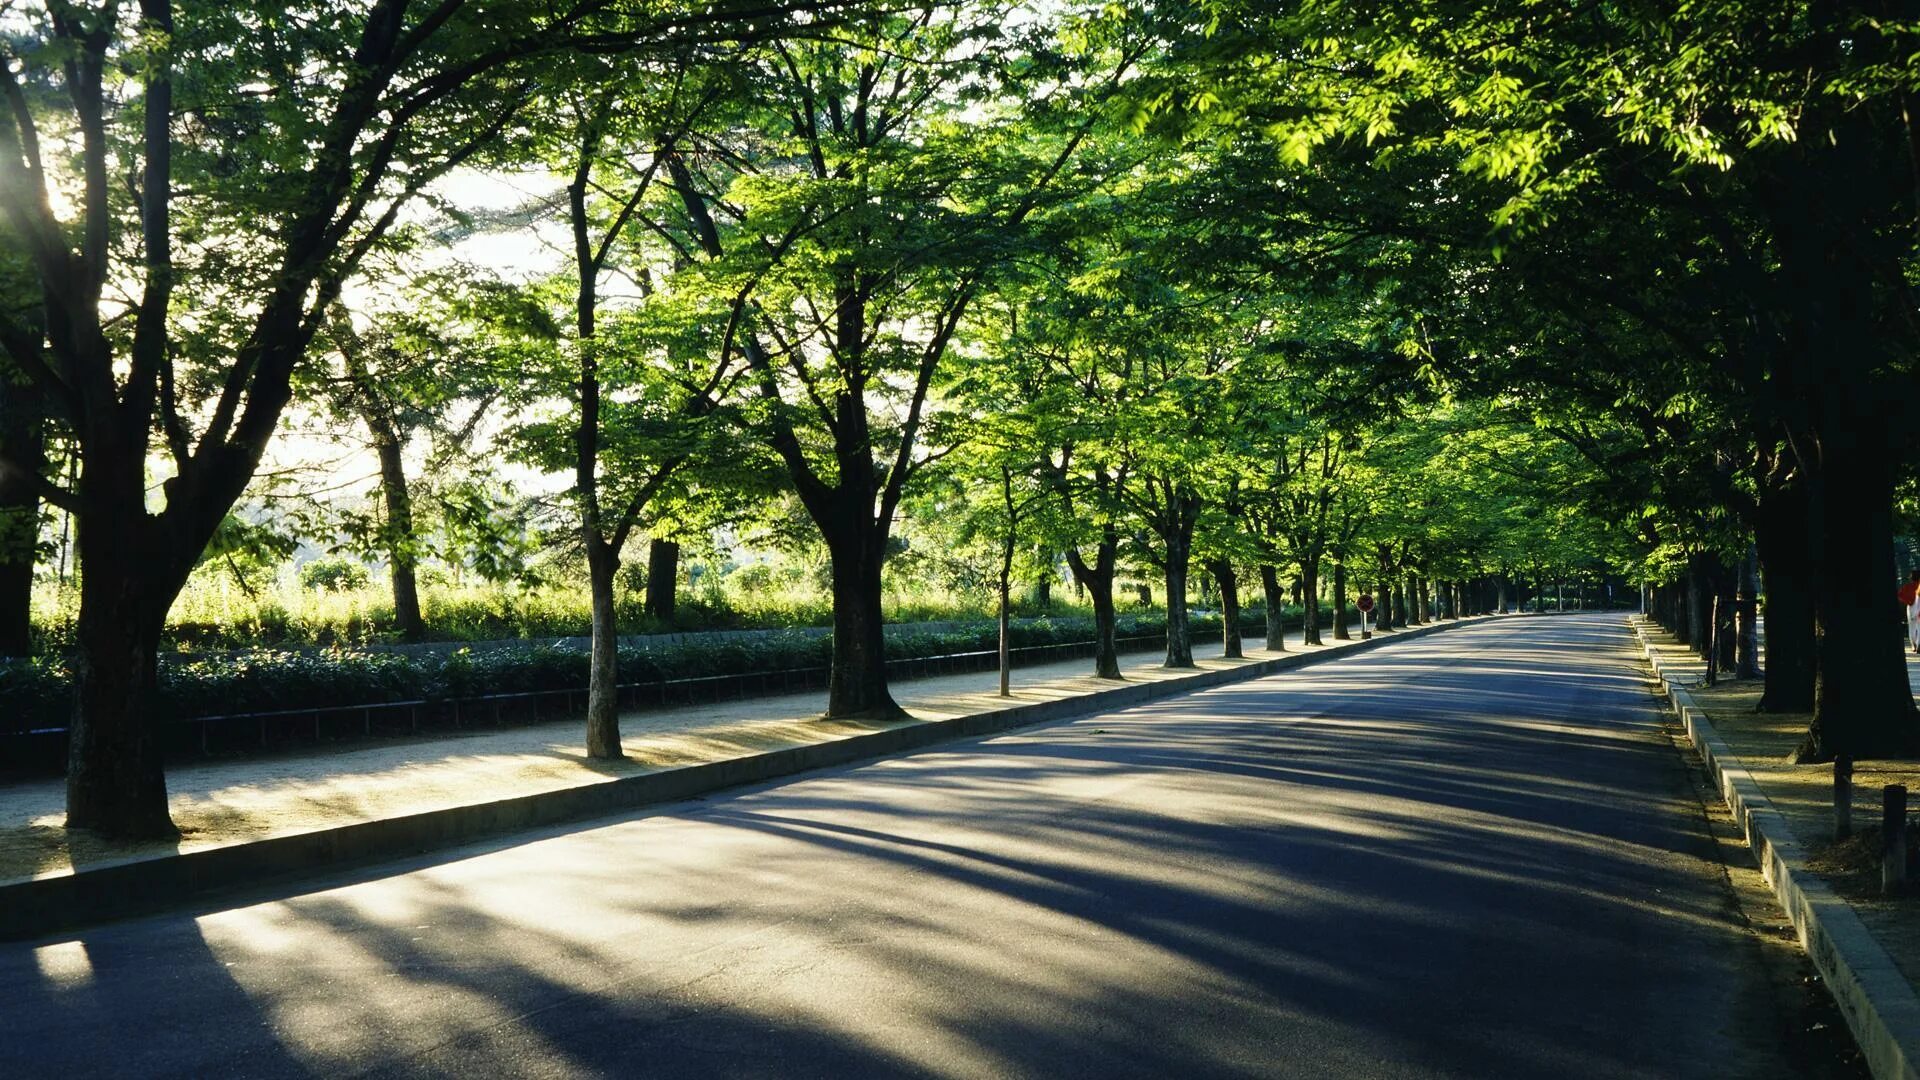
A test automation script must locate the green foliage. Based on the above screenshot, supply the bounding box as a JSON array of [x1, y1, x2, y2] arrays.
[[297, 556, 371, 594]]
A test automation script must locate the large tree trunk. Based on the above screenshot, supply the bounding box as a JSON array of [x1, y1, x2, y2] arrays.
[[1331, 560, 1350, 640], [1300, 556, 1322, 645], [371, 428, 425, 642], [1066, 537, 1122, 679], [68, 603, 173, 838], [0, 376, 44, 658], [1210, 559, 1242, 658], [1261, 564, 1287, 652], [825, 525, 903, 718], [1689, 553, 1720, 657], [1088, 574, 1121, 678], [66, 475, 180, 839], [1756, 484, 1816, 712], [644, 538, 678, 621], [1796, 434, 1919, 761], [1712, 562, 1737, 674], [583, 534, 623, 759], [1163, 538, 1195, 668]]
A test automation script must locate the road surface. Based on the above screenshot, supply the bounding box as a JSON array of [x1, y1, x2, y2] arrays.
[[2, 615, 1822, 1078]]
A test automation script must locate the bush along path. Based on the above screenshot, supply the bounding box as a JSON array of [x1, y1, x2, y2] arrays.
[[0, 611, 1280, 772], [0, 614, 1491, 940]]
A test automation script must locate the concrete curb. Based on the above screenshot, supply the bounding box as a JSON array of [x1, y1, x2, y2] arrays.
[[1, 615, 1497, 942], [1630, 618, 1920, 1080]]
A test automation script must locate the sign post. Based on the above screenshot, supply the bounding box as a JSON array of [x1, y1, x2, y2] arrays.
[[1357, 592, 1375, 639]]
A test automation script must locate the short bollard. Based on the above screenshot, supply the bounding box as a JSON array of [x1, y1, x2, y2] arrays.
[[1835, 757, 1854, 841], [1886, 785, 1909, 896]]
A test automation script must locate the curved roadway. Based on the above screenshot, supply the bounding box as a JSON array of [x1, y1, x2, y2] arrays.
[[3, 614, 1814, 1078]]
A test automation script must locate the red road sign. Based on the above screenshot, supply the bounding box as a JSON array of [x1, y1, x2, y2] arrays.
[[1357, 594, 1375, 613]]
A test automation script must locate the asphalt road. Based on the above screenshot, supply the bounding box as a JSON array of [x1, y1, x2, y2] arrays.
[[3, 614, 1811, 1078]]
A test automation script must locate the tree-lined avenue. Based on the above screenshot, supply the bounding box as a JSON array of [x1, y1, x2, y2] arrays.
[[3, 615, 1813, 1078]]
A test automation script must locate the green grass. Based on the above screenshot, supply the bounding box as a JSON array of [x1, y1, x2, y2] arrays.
[[28, 575, 1162, 653]]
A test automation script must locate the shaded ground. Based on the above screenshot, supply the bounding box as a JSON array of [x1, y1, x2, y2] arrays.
[[1637, 620, 1920, 998], [1, 613, 1820, 1078], [0, 628, 1395, 883]]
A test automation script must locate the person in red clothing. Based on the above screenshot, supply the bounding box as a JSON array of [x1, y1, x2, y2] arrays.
[[1901, 570, 1920, 654]]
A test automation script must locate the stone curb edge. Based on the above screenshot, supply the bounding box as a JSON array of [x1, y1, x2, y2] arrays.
[[1, 615, 1497, 943], [1630, 618, 1920, 1080]]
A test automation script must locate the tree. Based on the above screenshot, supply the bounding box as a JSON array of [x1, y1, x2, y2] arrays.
[[1207, 0, 1920, 758], [663, 7, 1136, 716], [0, 0, 858, 839]]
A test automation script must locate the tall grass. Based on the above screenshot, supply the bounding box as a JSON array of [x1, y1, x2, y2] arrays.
[[28, 572, 1153, 653]]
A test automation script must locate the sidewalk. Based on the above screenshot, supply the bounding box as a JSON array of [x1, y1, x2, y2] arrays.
[[1633, 615, 1920, 1080], [2, 621, 1480, 919]]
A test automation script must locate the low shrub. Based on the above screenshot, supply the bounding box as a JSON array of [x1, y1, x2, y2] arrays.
[[1, 605, 1302, 737]]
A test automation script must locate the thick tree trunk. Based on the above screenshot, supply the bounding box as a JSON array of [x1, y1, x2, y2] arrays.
[[67, 504, 179, 839], [1089, 577, 1121, 678], [1671, 578, 1691, 645], [644, 538, 678, 621], [1497, 576, 1510, 614], [584, 535, 624, 759], [826, 527, 903, 719], [1261, 564, 1287, 652], [1163, 537, 1195, 668], [0, 376, 43, 658], [1300, 556, 1322, 646], [68, 606, 174, 838], [1410, 576, 1427, 625], [1331, 560, 1350, 640], [1210, 559, 1242, 659], [372, 430, 425, 642], [1066, 539, 1123, 679], [1796, 437, 1919, 761]]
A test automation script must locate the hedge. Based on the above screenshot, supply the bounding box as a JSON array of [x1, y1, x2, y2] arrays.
[[0, 610, 1277, 736]]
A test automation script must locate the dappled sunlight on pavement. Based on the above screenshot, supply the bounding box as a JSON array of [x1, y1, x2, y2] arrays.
[[1, 614, 1809, 1077], [0, 633, 1310, 883]]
